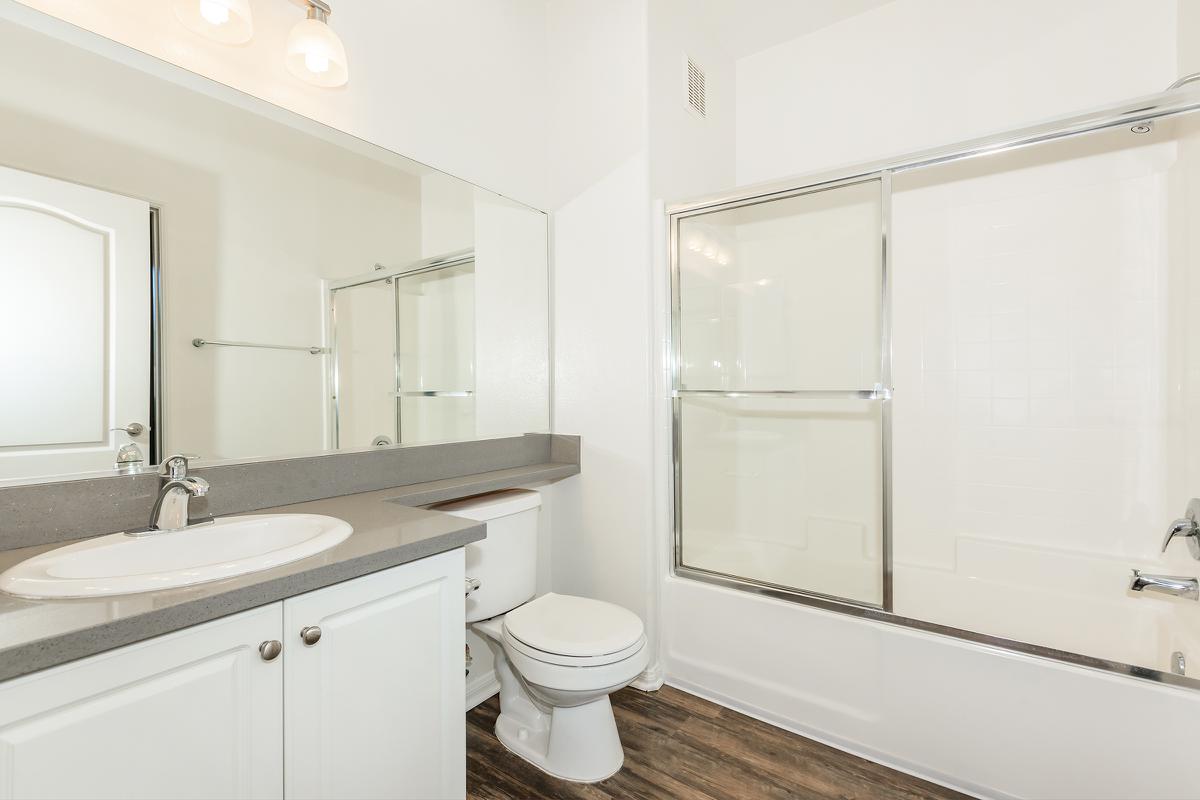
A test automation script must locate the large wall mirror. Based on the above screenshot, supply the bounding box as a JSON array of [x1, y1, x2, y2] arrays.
[[0, 13, 550, 484]]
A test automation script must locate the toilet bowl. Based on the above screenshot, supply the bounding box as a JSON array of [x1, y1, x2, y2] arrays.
[[432, 491, 649, 783], [474, 593, 648, 781]]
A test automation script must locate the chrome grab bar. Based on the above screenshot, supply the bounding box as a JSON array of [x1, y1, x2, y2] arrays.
[[1129, 569, 1199, 601], [192, 337, 329, 355]]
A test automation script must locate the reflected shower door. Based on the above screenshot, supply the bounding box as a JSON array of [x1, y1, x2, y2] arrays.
[[395, 261, 475, 444], [331, 278, 398, 448], [674, 179, 887, 607]]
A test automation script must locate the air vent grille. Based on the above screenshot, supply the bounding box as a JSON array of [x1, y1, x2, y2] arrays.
[[686, 57, 706, 118]]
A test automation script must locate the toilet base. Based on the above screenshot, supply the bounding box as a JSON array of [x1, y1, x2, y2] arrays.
[[475, 619, 627, 783], [494, 695, 624, 783]]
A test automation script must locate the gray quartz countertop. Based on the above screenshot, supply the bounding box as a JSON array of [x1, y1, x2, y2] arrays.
[[0, 489, 485, 682]]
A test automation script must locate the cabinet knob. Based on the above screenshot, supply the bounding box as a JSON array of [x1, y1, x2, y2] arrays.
[[300, 625, 322, 646], [259, 640, 283, 661]]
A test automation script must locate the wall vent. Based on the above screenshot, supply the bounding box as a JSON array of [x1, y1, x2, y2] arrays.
[[685, 56, 706, 118]]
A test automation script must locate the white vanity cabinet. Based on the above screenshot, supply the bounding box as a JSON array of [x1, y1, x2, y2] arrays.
[[283, 550, 466, 800], [0, 603, 284, 800], [0, 549, 465, 800]]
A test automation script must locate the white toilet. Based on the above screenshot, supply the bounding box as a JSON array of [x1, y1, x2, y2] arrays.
[[433, 489, 648, 783]]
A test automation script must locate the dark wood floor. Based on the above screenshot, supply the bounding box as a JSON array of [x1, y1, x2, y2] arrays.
[[467, 685, 967, 800]]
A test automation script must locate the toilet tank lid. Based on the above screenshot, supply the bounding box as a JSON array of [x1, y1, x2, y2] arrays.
[[430, 489, 541, 522]]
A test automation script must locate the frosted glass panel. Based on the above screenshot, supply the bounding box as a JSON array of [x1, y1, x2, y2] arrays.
[[890, 114, 1200, 674], [396, 263, 475, 443], [678, 180, 882, 391], [333, 282, 396, 449], [679, 396, 884, 606]]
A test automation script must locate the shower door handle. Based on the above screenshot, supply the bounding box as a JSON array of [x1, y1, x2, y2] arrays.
[[1162, 499, 1200, 559]]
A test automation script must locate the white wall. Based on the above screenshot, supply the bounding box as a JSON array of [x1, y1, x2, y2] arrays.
[[545, 0, 659, 680], [474, 190, 551, 438], [540, 0, 747, 692], [735, 0, 1179, 186], [12, 0, 550, 209], [646, 0, 736, 202]]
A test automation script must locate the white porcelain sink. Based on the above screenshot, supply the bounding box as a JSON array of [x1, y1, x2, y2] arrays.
[[0, 514, 353, 599]]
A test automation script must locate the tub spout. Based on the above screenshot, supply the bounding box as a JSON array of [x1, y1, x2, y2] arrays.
[[1129, 569, 1199, 600]]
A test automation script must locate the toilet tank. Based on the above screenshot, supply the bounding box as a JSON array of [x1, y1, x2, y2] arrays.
[[431, 489, 541, 623]]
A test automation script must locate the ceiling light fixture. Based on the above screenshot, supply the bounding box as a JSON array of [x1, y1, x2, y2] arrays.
[[286, 0, 349, 88], [172, 0, 254, 45]]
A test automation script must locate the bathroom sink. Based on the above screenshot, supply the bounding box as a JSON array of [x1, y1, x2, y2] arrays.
[[0, 514, 353, 599]]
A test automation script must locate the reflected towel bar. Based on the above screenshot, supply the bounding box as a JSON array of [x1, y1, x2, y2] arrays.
[[192, 337, 329, 355], [393, 390, 475, 398], [673, 387, 892, 400]]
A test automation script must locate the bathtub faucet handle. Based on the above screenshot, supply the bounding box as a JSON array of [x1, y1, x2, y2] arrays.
[[1162, 502, 1200, 559], [1162, 517, 1197, 551]]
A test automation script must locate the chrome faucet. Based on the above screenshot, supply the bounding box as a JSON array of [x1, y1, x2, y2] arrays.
[[145, 455, 211, 533], [1129, 569, 1199, 601]]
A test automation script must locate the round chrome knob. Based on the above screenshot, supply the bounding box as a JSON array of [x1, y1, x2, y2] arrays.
[[259, 640, 282, 661], [300, 626, 322, 646]]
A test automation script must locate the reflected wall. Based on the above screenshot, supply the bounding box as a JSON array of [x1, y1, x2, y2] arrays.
[[0, 15, 549, 482]]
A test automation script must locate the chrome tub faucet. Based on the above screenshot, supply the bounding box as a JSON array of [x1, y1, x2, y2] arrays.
[[1129, 569, 1199, 601]]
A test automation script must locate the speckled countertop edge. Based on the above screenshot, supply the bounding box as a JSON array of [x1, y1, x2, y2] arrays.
[[0, 463, 584, 682]]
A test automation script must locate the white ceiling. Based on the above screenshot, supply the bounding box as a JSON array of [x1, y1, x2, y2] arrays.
[[699, 0, 895, 59]]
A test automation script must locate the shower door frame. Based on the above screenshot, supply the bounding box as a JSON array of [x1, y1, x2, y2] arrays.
[[667, 84, 1200, 691], [671, 173, 894, 612], [325, 249, 475, 449]]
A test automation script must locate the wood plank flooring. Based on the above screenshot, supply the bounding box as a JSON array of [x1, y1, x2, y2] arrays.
[[467, 685, 968, 800]]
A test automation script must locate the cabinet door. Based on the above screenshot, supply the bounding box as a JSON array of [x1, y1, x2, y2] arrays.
[[283, 549, 465, 800], [0, 605, 283, 800]]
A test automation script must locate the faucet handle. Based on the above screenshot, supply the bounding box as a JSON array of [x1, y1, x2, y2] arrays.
[[158, 454, 196, 480], [1162, 516, 1200, 553]]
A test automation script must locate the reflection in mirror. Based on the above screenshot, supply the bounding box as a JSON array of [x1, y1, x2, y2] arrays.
[[0, 16, 549, 484]]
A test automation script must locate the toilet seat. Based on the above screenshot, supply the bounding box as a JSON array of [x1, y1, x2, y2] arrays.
[[503, 635, 649, 694], [502, 592, 644, 662], [503, 629, 647, 667]]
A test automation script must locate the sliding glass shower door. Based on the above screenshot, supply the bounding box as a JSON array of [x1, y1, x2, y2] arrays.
[[673, 179, 889, 607], [330, 256, 476, 449]]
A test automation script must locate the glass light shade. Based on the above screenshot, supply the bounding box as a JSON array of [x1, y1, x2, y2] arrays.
[[286, 18, 349, 88], [172, 0, 253, 45]]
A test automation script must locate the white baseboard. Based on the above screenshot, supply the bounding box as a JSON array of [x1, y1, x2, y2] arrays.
[[664, 677, 1000, 800], [466, 670, 500, 711], [630, 662, 665, 692]]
